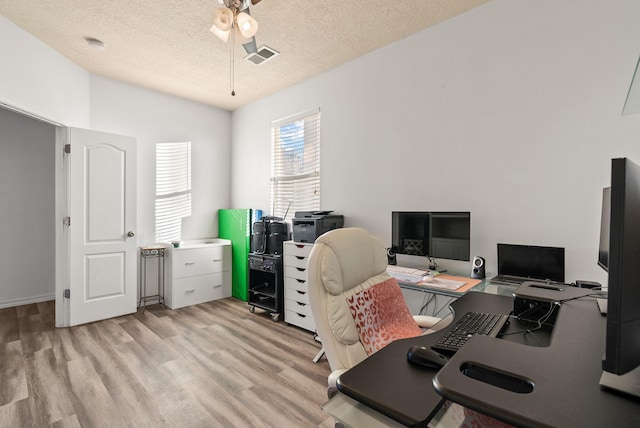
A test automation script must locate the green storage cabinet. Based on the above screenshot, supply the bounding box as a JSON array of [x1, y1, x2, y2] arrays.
[[218, 209, 262, 301]]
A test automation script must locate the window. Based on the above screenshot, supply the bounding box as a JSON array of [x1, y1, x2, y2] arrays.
[[155, 142, 192, 242], [270, 108, 321, 220]]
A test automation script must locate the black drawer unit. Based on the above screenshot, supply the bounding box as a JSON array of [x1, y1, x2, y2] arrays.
[[248, 253, 284, 321]]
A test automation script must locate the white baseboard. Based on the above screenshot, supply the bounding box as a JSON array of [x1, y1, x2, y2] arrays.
[[0, 293, 55, 309]]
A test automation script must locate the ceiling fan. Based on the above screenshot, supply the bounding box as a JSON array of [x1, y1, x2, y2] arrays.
[[210, 0, 270, 96], [211, 0, 264, 55]]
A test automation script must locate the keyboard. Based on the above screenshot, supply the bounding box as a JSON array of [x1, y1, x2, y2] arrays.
[[431, 311, 509, 354]]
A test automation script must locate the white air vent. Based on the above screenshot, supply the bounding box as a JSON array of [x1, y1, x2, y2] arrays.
[[244, 45, 279, 65]]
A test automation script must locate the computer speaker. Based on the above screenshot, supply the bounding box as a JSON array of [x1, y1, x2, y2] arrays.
[[471, 256, 486, 279], [387, 247, 397, 265]]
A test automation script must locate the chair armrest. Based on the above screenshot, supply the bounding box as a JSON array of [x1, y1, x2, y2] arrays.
[[413, 315, 440, 329], [327, 369, 347, 398]]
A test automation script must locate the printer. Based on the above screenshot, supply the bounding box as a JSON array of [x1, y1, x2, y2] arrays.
[[292, 211, 344, 243]]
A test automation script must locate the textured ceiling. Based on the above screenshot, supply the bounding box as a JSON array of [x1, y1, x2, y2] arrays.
[[0, 0, 492, 111]]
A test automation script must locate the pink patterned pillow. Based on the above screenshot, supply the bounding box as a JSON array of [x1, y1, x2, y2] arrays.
[[346, 277, 422, 355]]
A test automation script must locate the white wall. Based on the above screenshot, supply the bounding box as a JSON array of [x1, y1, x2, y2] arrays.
[[0, 108, 56, 306], [230, 0, 640, 285], [0, 17, 90, 127], [0, 17, 89, 308], [0, 22, 232, 306], [89, 75, 232, 246]]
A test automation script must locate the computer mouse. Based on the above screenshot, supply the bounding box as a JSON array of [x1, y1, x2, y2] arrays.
[[407, 346, 449, 369]]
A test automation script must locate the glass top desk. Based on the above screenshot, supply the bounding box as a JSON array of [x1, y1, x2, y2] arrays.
[[396, 269, 516, 320], [398, 275, 504, 297]]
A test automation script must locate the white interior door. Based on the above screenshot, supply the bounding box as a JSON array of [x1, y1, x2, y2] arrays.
[[68, 127, 137, 326]]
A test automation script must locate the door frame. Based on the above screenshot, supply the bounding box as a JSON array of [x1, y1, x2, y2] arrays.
[[3, 103, 137, 327], [55, 127, 70, 327]]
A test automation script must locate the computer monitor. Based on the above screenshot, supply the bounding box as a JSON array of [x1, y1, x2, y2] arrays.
[[597, 187, 610, 271], [391, 212, 470, 262], [497, 243, 565, 283], [599, 157, 640, 398]]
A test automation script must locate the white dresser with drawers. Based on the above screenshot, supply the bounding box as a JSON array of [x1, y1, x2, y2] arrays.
[[165, 239, 232, 309], [283, 241, 316, 332]]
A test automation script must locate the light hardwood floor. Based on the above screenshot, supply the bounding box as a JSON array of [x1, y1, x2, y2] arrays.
[[0, 298, 335, 427]]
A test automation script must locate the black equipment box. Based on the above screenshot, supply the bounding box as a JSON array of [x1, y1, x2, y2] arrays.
[[292, 211, 344, 243], [513, 281, 593, 325]]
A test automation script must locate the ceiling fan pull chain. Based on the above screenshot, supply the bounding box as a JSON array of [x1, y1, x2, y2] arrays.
[[230, 26, 236, 96]]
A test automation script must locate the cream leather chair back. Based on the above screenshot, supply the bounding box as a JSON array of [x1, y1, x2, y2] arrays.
[[308, 227, 391, 372]]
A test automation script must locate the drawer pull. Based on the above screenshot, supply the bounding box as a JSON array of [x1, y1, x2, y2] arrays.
[[296, 279, 306, 284], [296, 290, 307, 295], [296, 267, 306, 272], [184, 262, 195, 266], [296, 301, 306, 307], [296, 313, 307, 318], [212, 259, 222, 262], [295, 256, 305, 260], [212, 284, 222, 288], [295, 245, 305, 249], [185, 289, 196, 293]]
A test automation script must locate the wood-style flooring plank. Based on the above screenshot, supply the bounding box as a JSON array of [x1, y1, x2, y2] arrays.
[[15, 303, 39, 319], [1, 298, 333, 427], [22, 348, 75, 426], [0, 306, 19, 343], [48, 326, 87, 364], [18, 313, 52, 355], [64, 357, 129, 428], [0, 341, 28, 406], [0, 398, 33, 428]]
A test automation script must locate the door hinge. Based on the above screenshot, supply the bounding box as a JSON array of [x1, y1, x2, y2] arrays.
[[64, 289, 70, 298], [64, 144, 71, 154], [63, 216, 71, 227]]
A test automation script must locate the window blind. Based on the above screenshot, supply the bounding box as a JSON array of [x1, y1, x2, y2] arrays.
[[155, 142, 192, 242], [270, 108, 321, 220]]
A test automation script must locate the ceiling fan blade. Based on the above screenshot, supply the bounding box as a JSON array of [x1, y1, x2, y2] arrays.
[[242, 37, 257, 54]]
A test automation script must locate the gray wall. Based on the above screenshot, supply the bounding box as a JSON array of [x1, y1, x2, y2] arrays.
[[230, 0, 640, 285], [0, 108, 56, 306]]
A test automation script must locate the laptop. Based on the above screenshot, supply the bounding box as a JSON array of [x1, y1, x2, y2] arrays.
[[490, 243, 565, 286]]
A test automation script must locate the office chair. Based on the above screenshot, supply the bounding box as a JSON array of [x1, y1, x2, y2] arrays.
[[307, 227, 441, 396], [308, 227, 512, 427]]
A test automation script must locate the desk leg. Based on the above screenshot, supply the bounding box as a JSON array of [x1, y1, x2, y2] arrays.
[[138, 250, 145, 312]]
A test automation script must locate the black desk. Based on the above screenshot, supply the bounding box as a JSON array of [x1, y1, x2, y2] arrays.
[[336, 291, 640, 427]]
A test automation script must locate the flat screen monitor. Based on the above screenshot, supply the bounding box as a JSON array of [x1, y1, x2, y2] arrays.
[[497, 243, 565, 283], [391, 212, 470, 261], [598, 187, 610, 271], [600, 158, 640, 396]]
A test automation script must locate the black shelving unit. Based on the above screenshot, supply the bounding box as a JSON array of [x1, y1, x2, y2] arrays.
[[248, 253, 284, 321]]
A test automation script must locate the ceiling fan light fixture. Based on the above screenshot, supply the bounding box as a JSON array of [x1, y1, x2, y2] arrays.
[[210, 24, 230, 42], [213, 7, 233, 30], [211, 7, 234, 41], [233, 25, 251, 45], [236, 12, 258, 38]]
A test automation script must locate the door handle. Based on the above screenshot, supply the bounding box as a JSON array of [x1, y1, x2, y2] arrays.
[[127, 231, 135, 237]]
